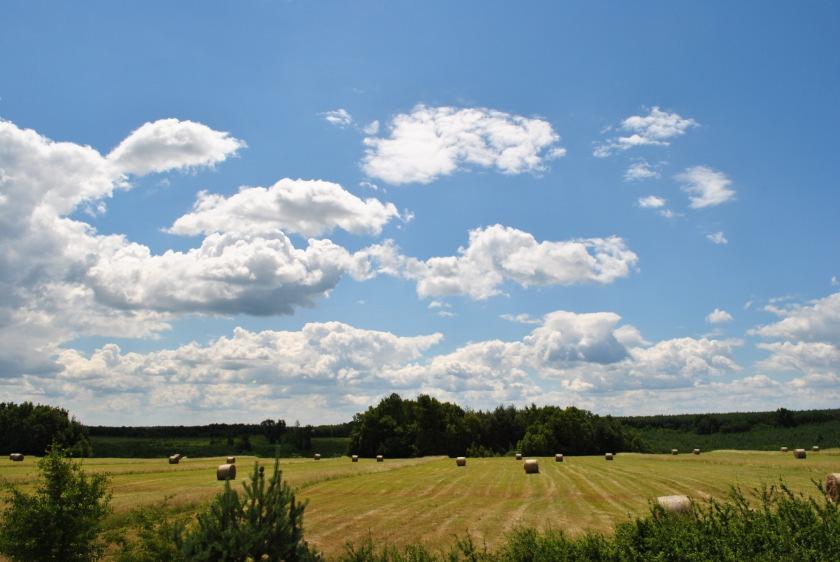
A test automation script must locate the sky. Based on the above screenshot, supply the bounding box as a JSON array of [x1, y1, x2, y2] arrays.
[[1, 1, 838, 425]]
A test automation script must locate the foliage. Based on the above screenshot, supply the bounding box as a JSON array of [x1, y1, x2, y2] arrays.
[[337, 482, 840, 561], [117, 460, 321, 562], [619, 407, 840, 435], [348, 394, 648, 457], [0, 445, 111, 562], [0, 402, 91, 456]]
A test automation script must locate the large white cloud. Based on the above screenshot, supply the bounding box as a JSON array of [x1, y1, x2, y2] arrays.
[[362, 105, 565, 185], [676, 166, 736, 209], [594, 107, 697, 157], [365, 224, 639, 299], [752, 292, 840, 345], [168, 179, 401, 237]]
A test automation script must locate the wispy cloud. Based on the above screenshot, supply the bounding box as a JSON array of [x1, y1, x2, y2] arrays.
[[595, 107, 697, 157]]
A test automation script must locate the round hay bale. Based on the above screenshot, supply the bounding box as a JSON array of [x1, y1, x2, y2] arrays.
[[692, 449, 700, 455], [515, 453, 523, 460], [351, 455, 359, 462], [456, 456, 466, 467], [826, 473, 840, 503], [523, 459, 539, 474], [314, 453, 321, 460], [555, 453, 563, 462], [657, 495, 691, 514], [671, 449, 679, 455], [376, 455, 384, 462], [168, 454, 181, 464], [812, 446, 820, 452], [216, 463, 236, 481], [780, 446, 788, 453], [226, 456, 235, 464], [9, 453, 23, 462], [793, 448, 807, 459], [605, 453, 614, 461]]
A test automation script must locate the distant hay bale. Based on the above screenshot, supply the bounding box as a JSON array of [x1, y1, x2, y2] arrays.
[[605, 453, 614, 461], [216, 463, 236, 481], [826, 473, 840, 503], [657, 495, 691, 514], [671, 449, 679, 455], [314, 453, 321, 460], [9, 453, 23, 462], [781, 447, 788, 453], [812, 446, 820, 452], [523, 459, 539, 474], [515, 453, 523, 460], [555, 453, 563, 462], [168, 454, 181, 464], [376, 455, 384, 462], [351, 455, 359, 462], [456, 457, 466, 467], [794, 448, 807, 459], [693, 449, 700, 455], [226, 456, 235, 464]]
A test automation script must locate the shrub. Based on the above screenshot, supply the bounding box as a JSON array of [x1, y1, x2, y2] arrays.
[[0, 445, 111, 561]]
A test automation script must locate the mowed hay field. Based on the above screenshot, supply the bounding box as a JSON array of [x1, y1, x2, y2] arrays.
[[2, 450, 839, 558]]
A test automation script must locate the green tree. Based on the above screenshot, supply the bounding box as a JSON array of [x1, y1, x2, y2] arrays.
[[0, 445, 111, 562]]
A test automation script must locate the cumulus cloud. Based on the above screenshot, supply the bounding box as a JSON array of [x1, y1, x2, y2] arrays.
[[362, 105, 565, 185], [638, 195, 666, 208], [676, 166, 736, 209], [106, 118, 245, 176], [366, 224, 639, 299], [706, 231, 728, 245], [500, 313, 541, 325], [752, 292, 840, 345], [624, 160, 660, 181], [168, 179, 401, 237], [594, 107, 697, 157], [706, 308, 733, 324], [320, 108, 354, 128]]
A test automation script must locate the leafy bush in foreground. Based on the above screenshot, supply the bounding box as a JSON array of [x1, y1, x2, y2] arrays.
[[338, 483, 840, 562]]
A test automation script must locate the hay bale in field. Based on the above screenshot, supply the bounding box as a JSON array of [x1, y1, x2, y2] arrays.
[[515, 452, 523, 460], [9, 453, 23, 462], [605, 453, 614, 461], [657, 495, 691, 514], [376, 455, 384, 462], [314, 453, 321, 460], [781, 447, 788, 453], [168, 454, 181, 464], [456, 456, 466, 467], [812, 446, 820, 452], [671, 449, 679, 455], [216, 463, 236, 481], [523, 459, 539, 474], [826, 473, 840, 503], [351, 455, 358, 462], [693, 449, 700, 455], [555, 453, 563, 462], [226, 456, 235, 464], [794, 448, 806, 459]]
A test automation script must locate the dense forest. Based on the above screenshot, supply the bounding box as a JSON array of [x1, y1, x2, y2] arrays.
[[0, 402, 91, 456], [348, 393, 648, 457]]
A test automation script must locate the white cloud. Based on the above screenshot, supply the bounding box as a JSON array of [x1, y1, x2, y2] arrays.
[[676, 166, 736, 209], [706, 231, 728, 245], [500, 313, 541, 325], [638, 195, 666, 208], [362, 104, 565, 185], [168, 178, 401, 237], [832, 276, 838, 287], [706, 308, 733, 324], [366, 224, 639, 300], [320, 109, 354, 128], [624, 161, 660, 181], [362, 120, 380, 135], [594, 107, 697, 157], [106, 118, 245, 176], [752, 292, 840, 345]]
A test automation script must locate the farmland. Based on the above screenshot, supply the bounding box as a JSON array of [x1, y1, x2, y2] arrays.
[[2, 449, 838, 558]]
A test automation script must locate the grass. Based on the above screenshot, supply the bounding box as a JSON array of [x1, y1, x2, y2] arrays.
[[2, 449, 838, 559], [88, 435, 351, 458]]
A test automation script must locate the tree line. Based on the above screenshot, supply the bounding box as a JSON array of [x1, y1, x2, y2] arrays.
[[618, 407, 840, 435], [0, 402, 91, 456], [348, 393, 649, 457]]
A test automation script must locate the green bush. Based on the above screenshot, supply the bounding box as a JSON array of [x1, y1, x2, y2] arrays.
[[0, 445, 111, 561]]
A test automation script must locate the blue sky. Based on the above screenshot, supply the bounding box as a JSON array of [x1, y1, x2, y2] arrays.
[[1, 1, 838, 424]]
